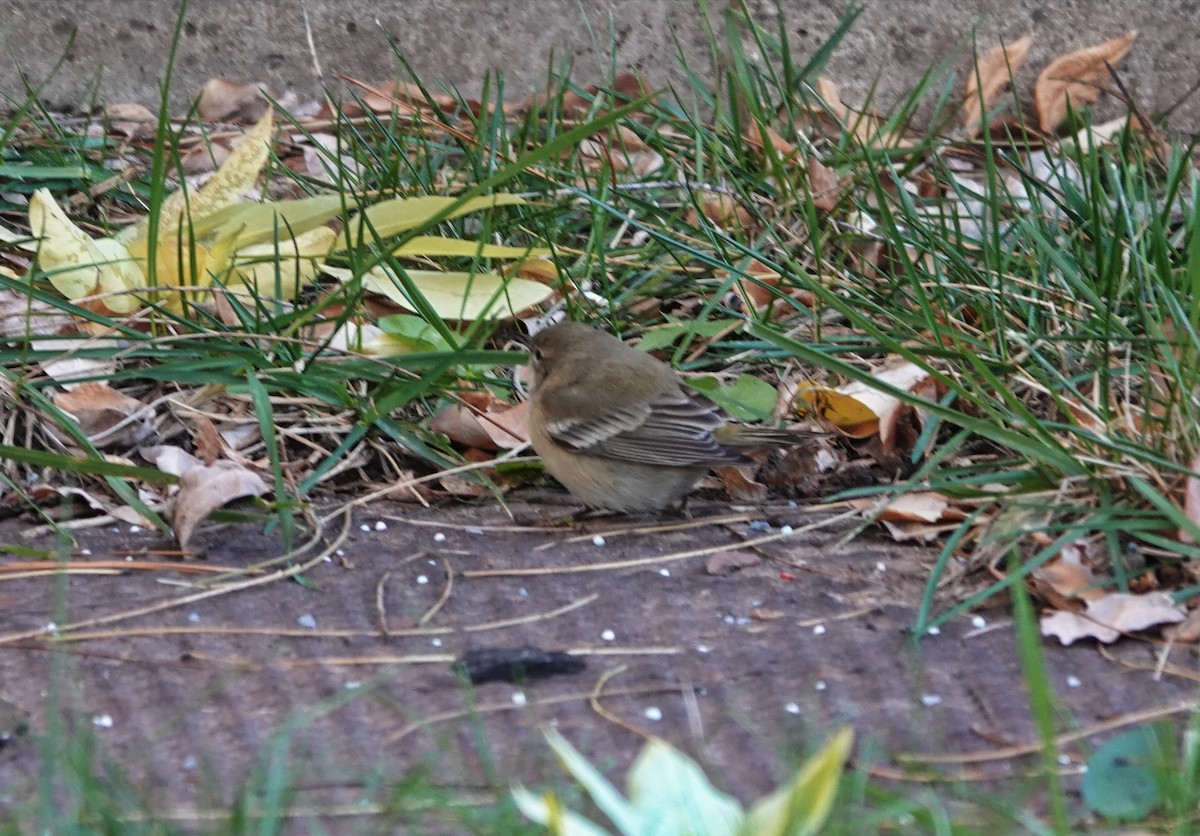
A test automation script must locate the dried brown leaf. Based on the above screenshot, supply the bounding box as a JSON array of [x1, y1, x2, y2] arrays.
[[196, 78, 270, 123], [1182, 450, 1200, 544], [52, 382, 153, 448], [1034, 31, 1137, 132], [704, 550, 760, 576], [960, 35, 1033, 135], [1041, 590, 1184, 645], [713, 465, 769, 502], [807, 156, 841, 211], [173, 460, 270, 550]]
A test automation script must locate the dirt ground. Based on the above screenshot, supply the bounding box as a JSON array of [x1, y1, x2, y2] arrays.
[[0, 494, 1195, 829]]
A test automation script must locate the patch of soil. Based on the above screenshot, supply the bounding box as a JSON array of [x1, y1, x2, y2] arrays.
[[0, 498, 1193, 824]]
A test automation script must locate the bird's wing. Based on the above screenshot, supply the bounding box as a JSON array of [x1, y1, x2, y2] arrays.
[[543, 389, 748, 466]]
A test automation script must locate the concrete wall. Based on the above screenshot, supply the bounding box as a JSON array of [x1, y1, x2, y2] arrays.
[[3, 1, 1196, 128]]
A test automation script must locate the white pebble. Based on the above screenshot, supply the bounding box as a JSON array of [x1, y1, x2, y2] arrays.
[[658, 568, 671, 577], [322, 556, 332, 562], [336, 548, 345, 557], [643, 706, 663, 722], [921, 693, 942, 707], [433, 532, 447, 543], [876, 561, 886, 572], [1057, 754, 1072, 766], [431, 638, 443, 648], [43, 622, 57, 635], [695, 644, 711, 654], [591, 534, 607, 547], [359, 523, 371, 532], [129, 525, 142, 534], [784, 702, 801, 715], [518, 587, 529, 597], [815, 680, 827, 691], [600, 629, 616, 642], [723, 615, 736, 625], [124, 555, 133, 562], [812, 624, 826, 636], [511, 691, 527, 706], [780, 525, 794, 535], [344, 681, 362, 690], [926, 626, 941, 636], [1066, 675, 1081, 688], [971, 615, 987, 629], [183, 756, 197, 770], [466, 528, 483, 536], [297, 614, 317, 629], [92, 714, 114, 728], [187, 612, 200, 624], [416, 575, 429, 585], [374, 521, 387, 531], [80, 548, 92, 556]]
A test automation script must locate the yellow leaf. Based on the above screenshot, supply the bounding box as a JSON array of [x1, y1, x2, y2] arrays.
[[797, 362, 931, 444], [92, 238, 146, 313], [392, 236, 550, 260], [123, 107, 274, 246], [125, 234, 213, 311], [329, 264, 553, 321], [340, 194, 527, 247], [188, 194, 346, 247], [29, 188, 144, 311], [745, 727, 853, 836], [232, 225, 336, 299]]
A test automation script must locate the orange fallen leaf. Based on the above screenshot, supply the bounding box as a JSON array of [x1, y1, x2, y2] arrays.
[[797, 361, 936, 451], [960, 35, 1033, 135], [1034, 31, 1137, 132]]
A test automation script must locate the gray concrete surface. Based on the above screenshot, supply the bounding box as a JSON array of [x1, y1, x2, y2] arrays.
[[2, 0, 1197, 129]]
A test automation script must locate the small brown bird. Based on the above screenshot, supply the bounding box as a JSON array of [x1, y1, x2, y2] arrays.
[[527, 321, 818, 512]]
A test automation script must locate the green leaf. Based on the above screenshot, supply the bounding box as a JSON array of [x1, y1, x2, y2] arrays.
[[1082, 723, 1175, 821], [543, 729, 641, 835], [636, 318, 740, 352], [687, 374, 777, 422], [627, 738, 744, 836], [376, 314, 455, 353], [744, 727, 853, 836]]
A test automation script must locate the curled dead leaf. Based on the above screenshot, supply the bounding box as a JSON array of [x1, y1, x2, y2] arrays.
[[431, 396, 528, 451], [52, 382, 153, 448], [1034, 31, 1137, 132], [685, 194, 756, 234], [807, 156, 842, 212], [713, 465, 769, 502], [797, 361, 937, 452], [705, 550, 760, 576], [1180, 450, 1200, 544], [960, 35, 1033, 135], [1040, 590, 1184, 645], [196, 78, 270, 123], [173, 460, 270, 550]]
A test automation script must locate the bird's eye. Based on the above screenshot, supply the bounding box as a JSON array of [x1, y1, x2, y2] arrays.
[[531, 347, 544, 363]]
